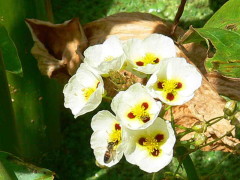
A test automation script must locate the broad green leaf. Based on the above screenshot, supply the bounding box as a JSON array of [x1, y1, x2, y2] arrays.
[[180, 0, 240, 78], [204, 0, 240, 34], [0, 151, 55, 180], [0, 24, 22, 75]]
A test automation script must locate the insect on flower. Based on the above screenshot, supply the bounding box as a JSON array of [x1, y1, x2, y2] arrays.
[[104, 141, 117, 163]]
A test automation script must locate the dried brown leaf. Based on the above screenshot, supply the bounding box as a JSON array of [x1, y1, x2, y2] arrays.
[[26, 18, 88, 82]]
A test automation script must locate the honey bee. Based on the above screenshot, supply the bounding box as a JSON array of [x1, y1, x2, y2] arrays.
[[104, 141, 117, 164]]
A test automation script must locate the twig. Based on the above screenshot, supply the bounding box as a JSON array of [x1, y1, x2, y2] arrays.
[[171, 0, 187, 36]]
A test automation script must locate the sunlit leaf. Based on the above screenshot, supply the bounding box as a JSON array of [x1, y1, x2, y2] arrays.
[[180, 0, 240, 78], [204, 0, 240, 34], [0, 151, 55, 180]]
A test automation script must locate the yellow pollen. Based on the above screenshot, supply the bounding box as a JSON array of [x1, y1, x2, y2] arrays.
[[104, 56, 114, 62], [161, 80, 178, 93], [143, 137, 160, 153], [135, 53, 159, 66], [109, 130, 121, 144], [82, 88, 95, 100], [132, 104, 149, 120]]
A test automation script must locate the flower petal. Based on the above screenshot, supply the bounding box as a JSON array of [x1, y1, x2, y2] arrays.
[[111, 83, 162, 130], [124, 118, 176, 173], [63, 63, 104, 117]]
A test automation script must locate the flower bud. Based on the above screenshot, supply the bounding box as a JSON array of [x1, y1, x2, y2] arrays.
[[230, 112, 240, 128], [192, 122, 207, 133], [193, 133, 207, 146], [223, 100, 237, 116]]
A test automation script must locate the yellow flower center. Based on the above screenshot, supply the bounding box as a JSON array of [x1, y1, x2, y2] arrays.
[[82, 88, 95, 100], [138, 134, 165, 157], [104, 56, 114, 62], [109, 129, 121, 144], [135, 53, 160, 66], [156, 79, 183, 101], [82, 81, 99, 100], [127, 102, 150, 123], [143, 137, 159, 153], [162, 80, 178, 93]]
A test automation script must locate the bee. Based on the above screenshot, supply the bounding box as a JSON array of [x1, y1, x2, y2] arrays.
[[104, 141, 117, 164]]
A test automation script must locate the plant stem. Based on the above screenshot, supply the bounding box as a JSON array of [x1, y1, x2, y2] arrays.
[[171, 0, 187, 35], [206, 116, 224, 124], [151, 172, 156, 180], [170, 106, 177, 136], [207, 117, 224, 127]]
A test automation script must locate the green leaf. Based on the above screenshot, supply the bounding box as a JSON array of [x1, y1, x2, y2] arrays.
[[180, 0, 240, 78], [0, 24, 22, 75], [195, 28, 240, 77], [175, 146, 199, 180], [204, 0, 240, 34], [0, 151, 55, 180]]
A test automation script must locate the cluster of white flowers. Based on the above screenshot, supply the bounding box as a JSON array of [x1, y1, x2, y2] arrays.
[[63, 34, 202, 173]]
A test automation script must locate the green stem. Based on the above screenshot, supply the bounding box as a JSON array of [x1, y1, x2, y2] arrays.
[[151, 172, 156, 180], [207, 117, 224, 127], [170, 107, 177, 136], [102, 95, 113, 102], [206, 116, 224, 124]]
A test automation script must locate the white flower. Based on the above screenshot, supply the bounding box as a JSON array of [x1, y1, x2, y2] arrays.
[[90, 110, 124, 167], [123, 33, 176, 75], [63, 63, 104, 118], [111, 83, 162, 130], [146, 58, 202, 106], [124, 117, 176, 173], [84, 36, 125, 75]]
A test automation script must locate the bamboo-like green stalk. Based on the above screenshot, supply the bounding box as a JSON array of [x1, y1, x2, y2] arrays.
[[0, 51, 19, 155], [0, 0, 61, 161]]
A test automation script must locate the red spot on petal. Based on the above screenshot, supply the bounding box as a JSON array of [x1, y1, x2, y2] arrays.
[[155, 134, 164, 142], [128, 112, 135, 119], [176, 82, 182, 89], [138, 137, 146, 145], [141, 102, 149, 110], [142, 116, 150, 123], [136, 61, 144, 66], [153, 58, 159, 63], [157, 82, 163, 89], [115, 123, 121, 130], [166, 93, 175, 101], [151, 149, 160, 156]]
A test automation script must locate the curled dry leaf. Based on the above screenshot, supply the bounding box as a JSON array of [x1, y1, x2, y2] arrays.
[[83, 12, 240, 152], [26, 18, 88, 82]]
